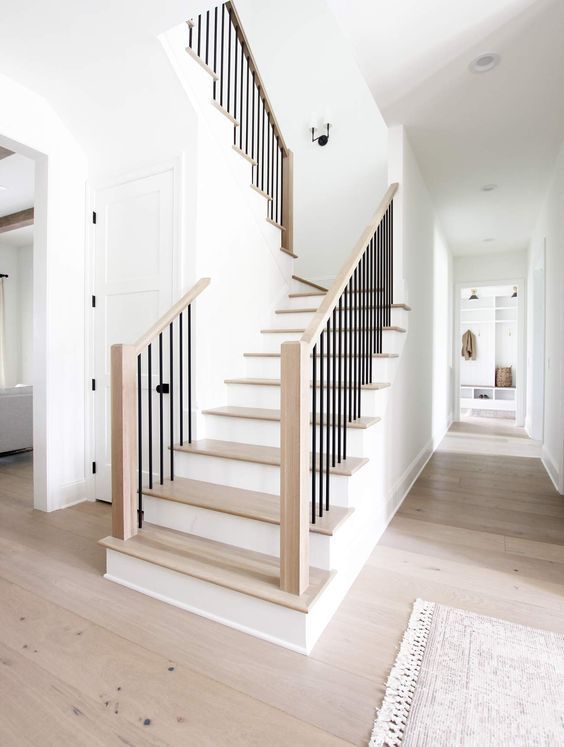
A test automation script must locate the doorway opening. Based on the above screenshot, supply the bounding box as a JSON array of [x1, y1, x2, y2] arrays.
[[0, 145, 35, 507]]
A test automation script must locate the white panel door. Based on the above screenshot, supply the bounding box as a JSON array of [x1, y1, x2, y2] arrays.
[[94, 170, 174, 502]]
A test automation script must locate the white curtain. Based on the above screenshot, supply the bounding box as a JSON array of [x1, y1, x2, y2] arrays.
[[0, 278, 6, 388]]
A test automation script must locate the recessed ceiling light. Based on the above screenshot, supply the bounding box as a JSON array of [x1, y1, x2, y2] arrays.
[[470, 53, 500, 74], [483, 238, 495, 242], [481, 184, 498, 192]]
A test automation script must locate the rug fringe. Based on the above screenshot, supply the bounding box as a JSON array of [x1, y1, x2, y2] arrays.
[[369, 599, 435, 747]]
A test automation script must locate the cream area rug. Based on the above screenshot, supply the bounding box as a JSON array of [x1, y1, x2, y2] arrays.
[[370, 600, 564, 746]]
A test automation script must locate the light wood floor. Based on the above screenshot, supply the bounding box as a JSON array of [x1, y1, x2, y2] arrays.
[[440, 416, 543, 457], [1, 445, 563, 746]]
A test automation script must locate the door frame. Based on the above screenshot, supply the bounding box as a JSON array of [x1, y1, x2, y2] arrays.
[[453, 277, 527, 426], [85, 155, 186, 503]]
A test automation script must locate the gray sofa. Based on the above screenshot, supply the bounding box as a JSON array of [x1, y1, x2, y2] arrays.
[[0, 385, 33, 454]]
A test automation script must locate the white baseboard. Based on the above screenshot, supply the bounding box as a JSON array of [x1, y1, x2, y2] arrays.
[[46, 479, 88, 512], [542, 448, 563, 495], [390, 436, 434, 517]]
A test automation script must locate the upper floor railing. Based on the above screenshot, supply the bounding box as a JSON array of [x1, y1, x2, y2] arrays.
[[187, 1, 294, 253], [279, 185, 398, 594]]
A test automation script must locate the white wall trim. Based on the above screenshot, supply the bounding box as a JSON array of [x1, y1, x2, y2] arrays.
[[390, 435, 435, 517], [542, 447, 563, 495]]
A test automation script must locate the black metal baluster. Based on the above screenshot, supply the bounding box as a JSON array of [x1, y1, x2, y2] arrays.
[[356, 265, 361, 418], [266, 115, 270, 202], [280, 147, 284, 226], [364, 250, 368, 384], [251, 73, 256, 165], [369, 236, 374, 382], [205, 10, 210, 65], [337, 297, 343, 462], [227, 14, 232, 112], [351, 270, 357, 420], [213, 7, 218, 99], [325, 319, 331, 511], [220, 5, 225, 106], [188, 304, 192, 443], [261, 99, 265, 192], [311, 343, 317, 525], [159, 332, 164, 484], [245, 54, 249, 153], [239, 45, 244, 149], [319, 330, 324, 518], [197, 14, 201, 58], [233, 32, 238, 141], [346, 279, 352, 431], [169, 322, 174, 481], [332, 308, 336, 467], [147, 344, 153, 489], [179, 312, 184, 446], [188, 20, 193, 49], [390, 201, 394, 311], [377, 222, 382, 354], [137, 353, 143, 528]]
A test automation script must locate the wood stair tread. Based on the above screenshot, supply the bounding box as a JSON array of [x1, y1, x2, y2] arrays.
[[260, 326, 406, 334], [280, 247, 298, 259], [185, 46, 219, 80], [224, 378, 391, 391], [288, 291, 326, 298], [100, 525, 333, 612], [291, 275, 328, 292], [202, 405, 381, 429], [143, 476, 353, 536], [244, 352, 399, 359], [391, 303, 411, 310], [174, 439, 368, 476]]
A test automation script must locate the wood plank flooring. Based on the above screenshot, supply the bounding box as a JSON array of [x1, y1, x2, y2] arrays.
[[1, 426, 563, 746]]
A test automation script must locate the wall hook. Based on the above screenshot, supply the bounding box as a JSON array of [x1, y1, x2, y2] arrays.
[[312, 123, 331, 147]]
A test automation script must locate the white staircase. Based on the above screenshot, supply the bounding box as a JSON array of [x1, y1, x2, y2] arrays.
[[100, 4, 410, 654]]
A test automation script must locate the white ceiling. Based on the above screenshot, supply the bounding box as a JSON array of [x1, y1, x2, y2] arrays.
[[327, 0, 564, 256], [0, 153, 35, 217]]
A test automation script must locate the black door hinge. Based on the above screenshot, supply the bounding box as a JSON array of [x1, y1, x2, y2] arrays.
[[92, 461, 97, 474], [91, 379, 96, 391], [91, 295, 96, 308], [92, 211, 97, 224]]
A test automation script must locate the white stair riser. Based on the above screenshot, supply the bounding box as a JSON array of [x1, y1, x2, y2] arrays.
[[142, 495, 334, 569], [273, 307, 405, 330], [285, 295, 323, 310], [272, 311, 316, 328], [203, 412, 371, 452], [105, 549, 319, 653], [392, 308, 409, 327], [226, 381, 390, 414], [244, 354, 397, 380], [259, 329, 405, 353], [174, 450, 360, 505]]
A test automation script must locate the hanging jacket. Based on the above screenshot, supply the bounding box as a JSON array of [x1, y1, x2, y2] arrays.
[[461, 329, 476, 361]]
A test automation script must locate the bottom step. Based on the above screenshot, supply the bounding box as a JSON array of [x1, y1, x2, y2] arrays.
[[101, 525, 336, 653]]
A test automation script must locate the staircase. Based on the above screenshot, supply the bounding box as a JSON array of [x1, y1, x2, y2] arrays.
[[100, 2, 410, 654]]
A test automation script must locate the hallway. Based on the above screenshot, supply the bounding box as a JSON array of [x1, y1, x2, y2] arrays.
[[0, 447, 563, 745]]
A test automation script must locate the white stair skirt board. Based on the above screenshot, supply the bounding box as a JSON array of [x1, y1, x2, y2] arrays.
[[142, 494, 337, 570]]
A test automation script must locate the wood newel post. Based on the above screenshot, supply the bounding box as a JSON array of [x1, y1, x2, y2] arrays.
[[111, 343, 137, 540], [281, 149, 294, 255], [280, 340, 309, 594]]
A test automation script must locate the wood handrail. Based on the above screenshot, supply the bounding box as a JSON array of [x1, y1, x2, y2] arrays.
[[227, 1, 289, 156], [300, 184, 398, 349], [134, 278, 211, 354]]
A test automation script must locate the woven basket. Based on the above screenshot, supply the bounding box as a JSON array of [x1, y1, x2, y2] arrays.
[[496, 366, 512, 387]]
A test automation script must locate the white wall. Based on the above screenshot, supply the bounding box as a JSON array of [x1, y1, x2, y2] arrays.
[[0, 243, 20, 386], [233, 0, 389, 282], [384, 127, 453, 508], [0, 242, 33, 386], [454, 249, 527, 284], [527, 142, 564, 493], [0, 72, 87, 512], [18, 244, 33, 384]]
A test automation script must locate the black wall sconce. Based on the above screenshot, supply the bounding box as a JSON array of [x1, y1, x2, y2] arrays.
[[312, 123, 331, 147]]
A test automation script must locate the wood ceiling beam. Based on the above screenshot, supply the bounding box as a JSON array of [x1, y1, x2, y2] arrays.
[[0, 207, 34, 234], [0, 146, 14, 160]]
